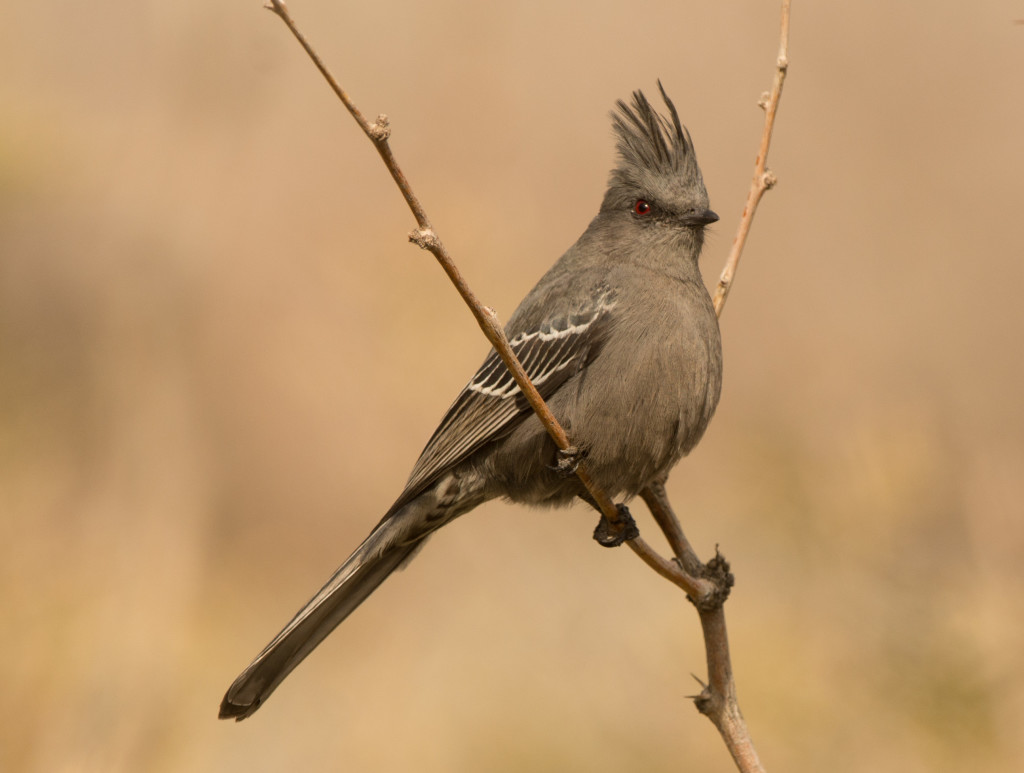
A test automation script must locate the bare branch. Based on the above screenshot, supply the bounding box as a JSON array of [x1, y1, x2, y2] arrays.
[[696, 606, 765, 773], [712, 0, 791, 317], [626, 535, 703, 595]]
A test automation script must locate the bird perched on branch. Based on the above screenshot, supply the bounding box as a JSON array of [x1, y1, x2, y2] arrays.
[[220, 83, 722, 720]]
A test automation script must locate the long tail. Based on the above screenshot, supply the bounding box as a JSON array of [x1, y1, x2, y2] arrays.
[[219, 520, 423, 721]]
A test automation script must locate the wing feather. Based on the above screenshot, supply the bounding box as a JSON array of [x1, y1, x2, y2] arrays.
[[388, 288, 617, 513]]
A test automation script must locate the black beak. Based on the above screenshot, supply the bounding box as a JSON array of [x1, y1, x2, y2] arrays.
[[680, 208, 719, 227]]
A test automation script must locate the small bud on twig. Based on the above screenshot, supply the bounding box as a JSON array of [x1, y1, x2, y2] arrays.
[[368, 114, 391, 142], [408, 228, 439, 251]]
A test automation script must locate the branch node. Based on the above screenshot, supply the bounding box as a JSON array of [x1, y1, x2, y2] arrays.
[[408, 228, 439, 251], [691, 549, 735, 611], [762, 169, 778, 190], [757, 91, 770, 110], [693, 683, 716, 717], [368, 114, 391, 142], [687, 672, 716, 713]]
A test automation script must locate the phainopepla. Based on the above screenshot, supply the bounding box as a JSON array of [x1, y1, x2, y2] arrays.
[[220, 83, 722, 720]]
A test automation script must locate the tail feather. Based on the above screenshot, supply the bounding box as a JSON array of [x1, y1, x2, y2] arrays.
[[219, 526, 421, 721]]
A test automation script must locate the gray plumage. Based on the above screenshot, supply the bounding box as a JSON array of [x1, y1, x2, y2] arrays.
[[220, 83, 722, 720]]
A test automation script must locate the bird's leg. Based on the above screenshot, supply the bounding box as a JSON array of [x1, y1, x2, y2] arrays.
[[552, 445, 588, 478]]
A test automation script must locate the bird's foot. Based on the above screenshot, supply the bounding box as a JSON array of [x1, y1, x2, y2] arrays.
[[593, 503, 640, 547], [552, 445, 587, 478]]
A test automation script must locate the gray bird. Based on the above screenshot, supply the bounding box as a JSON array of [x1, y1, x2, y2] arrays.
[[220, 83, 722, 720]]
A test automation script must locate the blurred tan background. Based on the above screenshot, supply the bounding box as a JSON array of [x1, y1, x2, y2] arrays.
[[2, 1, 1023, 771]]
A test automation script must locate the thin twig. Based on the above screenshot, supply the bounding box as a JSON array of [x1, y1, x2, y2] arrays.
[[712, 0, 790, 317], [642, 479, 703, 575], [626, 535, 702, 595]]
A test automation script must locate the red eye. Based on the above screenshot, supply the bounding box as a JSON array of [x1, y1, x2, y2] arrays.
[[633, 199, 652, 216]]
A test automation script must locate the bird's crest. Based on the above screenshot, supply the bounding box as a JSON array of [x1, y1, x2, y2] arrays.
[[608, 81, 702, 189]]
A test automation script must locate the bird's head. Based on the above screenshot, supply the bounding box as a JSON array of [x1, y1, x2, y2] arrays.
[[600, 82, 717, 235]]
